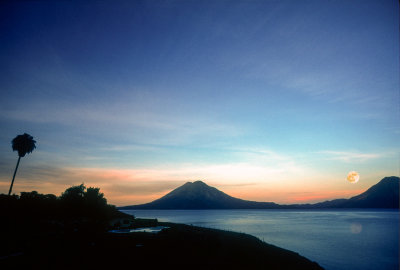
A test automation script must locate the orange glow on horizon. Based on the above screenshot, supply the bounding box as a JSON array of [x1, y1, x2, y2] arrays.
[[0, 165, 376, 206], [289, 190, 365, 203]]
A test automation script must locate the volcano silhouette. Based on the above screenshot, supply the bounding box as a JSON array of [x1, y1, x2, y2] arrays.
[[120, 177, 399, 209]]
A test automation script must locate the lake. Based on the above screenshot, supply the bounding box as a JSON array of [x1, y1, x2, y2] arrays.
[[121, 209, 399, 270]]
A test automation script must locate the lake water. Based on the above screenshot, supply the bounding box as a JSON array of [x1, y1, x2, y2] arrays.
[[121, 209, 399, 270]]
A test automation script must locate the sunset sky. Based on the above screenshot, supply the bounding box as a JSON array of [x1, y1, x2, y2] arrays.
[[0, 0, 398, 206]]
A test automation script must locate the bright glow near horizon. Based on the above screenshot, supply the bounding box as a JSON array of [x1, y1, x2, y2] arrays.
[[0, 0, 398, 206]]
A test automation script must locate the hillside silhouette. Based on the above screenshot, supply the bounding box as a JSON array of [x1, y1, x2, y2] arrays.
[[312, 176, 399, 208], [1, 185, 323, 270], [120, 176, 400, 210]]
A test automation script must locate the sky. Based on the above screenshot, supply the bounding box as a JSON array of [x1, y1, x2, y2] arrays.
[[0, 0, 398, 206]]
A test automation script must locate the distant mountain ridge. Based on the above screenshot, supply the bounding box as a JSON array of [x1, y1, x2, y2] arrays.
[[311, 176, 399, 208], [119, 176, 400, 209]]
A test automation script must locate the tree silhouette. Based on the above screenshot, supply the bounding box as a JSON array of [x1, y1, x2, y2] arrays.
[[60, 183, 86, 202], [8, 133, 36, 195]]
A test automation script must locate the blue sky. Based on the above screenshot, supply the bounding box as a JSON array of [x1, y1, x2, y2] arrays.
[[0, 0, 398, 205]]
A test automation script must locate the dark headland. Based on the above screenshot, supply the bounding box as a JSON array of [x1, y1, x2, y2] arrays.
[[120, 176, 400, 210], [1, 185, 323, 270]]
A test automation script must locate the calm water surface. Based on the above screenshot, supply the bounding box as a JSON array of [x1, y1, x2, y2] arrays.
[[122, 209, 399, 270]]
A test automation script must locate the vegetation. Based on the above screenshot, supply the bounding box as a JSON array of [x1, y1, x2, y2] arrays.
[[1, 184, 127, 234], [8, 133, 36, 195], [0, 185, 324, 269]]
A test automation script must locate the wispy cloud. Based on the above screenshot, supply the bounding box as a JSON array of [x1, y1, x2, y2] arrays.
[[229, 147, 291, 161], [0, 94, 242, 148], [0, 153, 393, 206], [0, 155, 321, 205], [317, 151, 381, 163]]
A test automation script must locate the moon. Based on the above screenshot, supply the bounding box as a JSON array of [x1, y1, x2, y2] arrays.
[[347, 171, 359, 183]]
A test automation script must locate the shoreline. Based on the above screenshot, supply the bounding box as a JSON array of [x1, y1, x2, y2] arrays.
[[1, 217, 324, 269]]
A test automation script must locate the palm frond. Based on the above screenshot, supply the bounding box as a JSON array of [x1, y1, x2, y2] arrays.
[[12, 133, 37, 157]]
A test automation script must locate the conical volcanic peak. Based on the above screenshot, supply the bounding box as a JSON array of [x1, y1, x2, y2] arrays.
[[192, 180, 208, 185], [120, 177, 400, 209], [162, 180, 228, 202], [179, 180, 209, 188], [121, 180, 279, 209]]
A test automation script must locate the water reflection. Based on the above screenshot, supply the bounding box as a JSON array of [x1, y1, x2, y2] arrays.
[[350, 222, 362, 234], [122, 209, 399, 270]]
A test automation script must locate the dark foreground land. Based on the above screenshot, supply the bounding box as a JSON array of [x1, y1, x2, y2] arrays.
[[1, 220, 323, 270], [1, 187, 323, 269]]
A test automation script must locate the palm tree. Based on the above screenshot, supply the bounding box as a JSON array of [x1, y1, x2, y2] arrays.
[[8, 133, 36, 195]]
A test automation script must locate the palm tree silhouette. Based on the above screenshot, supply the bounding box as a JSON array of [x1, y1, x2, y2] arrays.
[[8, 133, 36, 195]]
